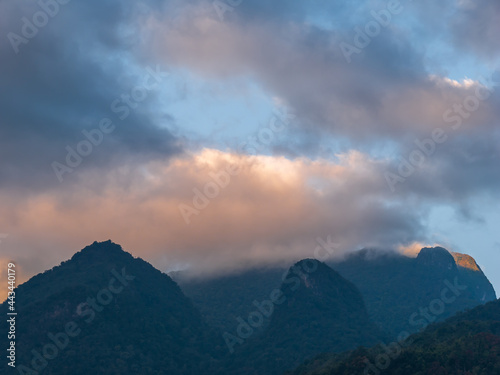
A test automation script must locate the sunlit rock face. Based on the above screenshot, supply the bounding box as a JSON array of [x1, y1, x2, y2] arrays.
[[452, 252, 481, 272]]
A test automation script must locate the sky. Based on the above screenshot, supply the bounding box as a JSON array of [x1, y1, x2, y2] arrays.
[[0, 0, 499, 295]]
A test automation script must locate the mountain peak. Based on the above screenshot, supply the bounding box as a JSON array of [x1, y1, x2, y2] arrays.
[[242, 259, 382, 374], [416, 246, 457, 270], [451, 252, 481, 272], [79, 239, 123, 253], [70, 240, 134, 264], [282, 259, 351, 297], [4, 241, 222, 374]]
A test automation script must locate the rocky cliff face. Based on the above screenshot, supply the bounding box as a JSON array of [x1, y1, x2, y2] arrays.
[[452, 252, 481, 271], [451, 251, 497, 302]]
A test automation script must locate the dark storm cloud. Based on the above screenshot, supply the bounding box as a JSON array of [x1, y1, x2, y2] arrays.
[[0, 0, 181, 190]]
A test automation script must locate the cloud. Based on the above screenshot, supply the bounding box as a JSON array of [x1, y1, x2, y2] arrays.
[[142, 0, 500, 146], [0, 149, 429, 279], [0, 0, 499, 286], [136, 0, 500, 208], [2, 0, 499, 196], [0, 0, 181, 191], [397, 241, 440, 258]]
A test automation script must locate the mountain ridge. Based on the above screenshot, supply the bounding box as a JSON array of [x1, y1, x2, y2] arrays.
[[2, 241, 497, 375], [1, 240, 224, 375]]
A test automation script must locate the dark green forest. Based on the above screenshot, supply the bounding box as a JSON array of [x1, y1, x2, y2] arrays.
[[288, 298, 500, 375], [1, 241, 498, 375]]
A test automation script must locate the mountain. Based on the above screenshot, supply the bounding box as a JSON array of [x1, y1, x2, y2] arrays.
[[451, 251, 497, 302], [287, 297, 500, 375], [1, 242, 496, 375], [330, 246, 496, 336], [172, 266, 286, 334], [225, 259, 384, 375], [416, 246, 457, 269], [178, 246, 495, 341], [0, 241, 224, 375]]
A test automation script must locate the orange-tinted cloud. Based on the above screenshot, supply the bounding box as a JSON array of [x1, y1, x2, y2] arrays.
[[0, 149, 424, 281]]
